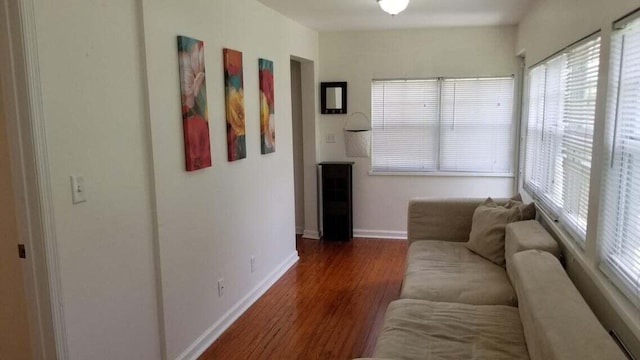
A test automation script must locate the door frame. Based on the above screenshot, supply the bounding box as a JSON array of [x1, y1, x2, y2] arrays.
[[0, 0, 68, 358]]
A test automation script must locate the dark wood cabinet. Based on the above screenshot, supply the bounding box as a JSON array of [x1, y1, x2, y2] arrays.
[[319, 162, 353, 241]]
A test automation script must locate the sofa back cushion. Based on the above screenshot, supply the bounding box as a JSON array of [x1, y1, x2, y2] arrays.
[[504, 220, 560, 285], [465, 198, 525, 266], [408, 198, 508, 243], [510, 250, 626, 360]]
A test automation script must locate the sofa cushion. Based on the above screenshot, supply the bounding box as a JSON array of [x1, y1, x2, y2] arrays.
[[466, 197, 524, 266], [373, 298, 530, 360], [400, 240, 517, 306], [504, 221, 560, 285], [510, 250, 626, 360]]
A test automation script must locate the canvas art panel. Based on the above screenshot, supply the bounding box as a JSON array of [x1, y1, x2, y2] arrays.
[[177, 35, 212, 171], [223, 48, 246, 161], [259, 58, 275, 154]]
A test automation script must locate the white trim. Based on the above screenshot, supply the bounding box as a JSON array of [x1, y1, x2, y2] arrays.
[[295, 226, 304, 235], [368, 170, 515, 178], [176, 251, 299, 360], [353, 229, 407, 240], [302, 229, 320, 240], [14, 0, 69, 358]]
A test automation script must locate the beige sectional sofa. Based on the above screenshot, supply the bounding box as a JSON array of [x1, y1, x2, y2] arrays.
[[361, 198, 626, 360]]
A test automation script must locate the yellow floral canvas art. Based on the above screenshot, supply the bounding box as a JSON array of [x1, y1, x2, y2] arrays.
[[223, 48, 246, 161]]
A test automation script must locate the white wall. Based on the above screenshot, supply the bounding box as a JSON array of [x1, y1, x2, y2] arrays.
[[31, 0, 161, 359], [140, 0, 318, 358], [319, 27, 520, 236], [25, 0, 319, 358], [518, 0, 640, 356]]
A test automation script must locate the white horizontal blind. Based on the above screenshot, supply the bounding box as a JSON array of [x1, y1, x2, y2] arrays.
[[371, 80, 439, 172], [439, 78, 514, 172], [371, 77, 514, 173], [560, 38, 600, 238], [524, 66, 546, 196], [599, 20, 640, 307], [525, 57, 566, 215], [539, 56, 566, 215], [523, 35, 600, 243]]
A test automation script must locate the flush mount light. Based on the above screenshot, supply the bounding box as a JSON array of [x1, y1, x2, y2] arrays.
[[377, 0, 410, 15]]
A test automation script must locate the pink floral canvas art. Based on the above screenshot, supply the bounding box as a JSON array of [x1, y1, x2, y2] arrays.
[[178, 36, 211, 171], [259, 58, 275, 154], [223, 48, 246, 161]]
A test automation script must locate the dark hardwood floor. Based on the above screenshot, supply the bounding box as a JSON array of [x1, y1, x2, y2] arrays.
[[198, 236, 407, 360]]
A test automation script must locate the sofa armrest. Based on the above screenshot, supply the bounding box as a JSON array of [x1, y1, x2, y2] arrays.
[[505, 220, 560, 284], [511, 250, 626, 360], [407, 197, 508, 245]]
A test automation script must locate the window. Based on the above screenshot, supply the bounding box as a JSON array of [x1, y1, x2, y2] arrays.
[[524, 35, 601, 244], [599, 16, 640, 307], [371, 77, 515, 173]]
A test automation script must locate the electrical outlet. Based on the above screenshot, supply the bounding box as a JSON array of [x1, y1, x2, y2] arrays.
[[218, 278, 225, 297], [251, 256, 256, 273]]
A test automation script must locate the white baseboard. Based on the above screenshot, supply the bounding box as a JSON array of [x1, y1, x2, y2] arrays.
[[302, 229, 320, 239], [176, 251, 299, 360], [353, 229, 407, 239], [295, 226, 304, 235]]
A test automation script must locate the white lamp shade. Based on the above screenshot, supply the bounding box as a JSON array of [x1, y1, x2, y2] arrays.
[[377, 0, 409, 15]]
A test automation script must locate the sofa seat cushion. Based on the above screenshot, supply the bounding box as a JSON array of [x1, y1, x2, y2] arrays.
[[400, 240, 517, 306], [373, 299, 530, 360]]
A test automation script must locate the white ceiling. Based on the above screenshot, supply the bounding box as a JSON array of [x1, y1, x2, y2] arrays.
[[258, 0, 533, 31]]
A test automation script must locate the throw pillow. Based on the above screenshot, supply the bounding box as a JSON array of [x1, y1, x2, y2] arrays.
[[504, 199, 536, 220], [466, 197, 522, 266], [510, 193, 523, 202]]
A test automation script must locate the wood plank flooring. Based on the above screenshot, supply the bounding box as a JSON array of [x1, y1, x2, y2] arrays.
[[198, 236, 407, 360]]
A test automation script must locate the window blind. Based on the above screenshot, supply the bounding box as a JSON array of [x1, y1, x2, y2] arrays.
[[524, 35, 601, 243], [439, 78, 514, 172], [599, 19, 640, 307], [371, 77, 514, 173], [371, 80, 440, 172]]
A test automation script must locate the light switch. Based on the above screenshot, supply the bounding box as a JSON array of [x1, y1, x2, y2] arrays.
[[326, 134, 336, 143], [70, 175, 87, 204]]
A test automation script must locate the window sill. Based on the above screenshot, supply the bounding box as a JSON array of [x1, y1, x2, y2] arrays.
[[368, 171, 515, 178]]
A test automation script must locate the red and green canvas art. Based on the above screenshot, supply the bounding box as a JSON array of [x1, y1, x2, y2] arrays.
[[223, 48, 246, 161], [177, 36, 211, 171], [259, 59, 275, 154]]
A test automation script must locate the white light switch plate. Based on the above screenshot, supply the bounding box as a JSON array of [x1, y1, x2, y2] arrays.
[[70, 175, 87, 204]]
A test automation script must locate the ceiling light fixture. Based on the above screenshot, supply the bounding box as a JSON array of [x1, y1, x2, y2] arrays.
[[377, 0, 410, 15]]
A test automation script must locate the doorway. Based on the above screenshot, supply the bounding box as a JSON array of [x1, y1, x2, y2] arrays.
[[0, 81, 33, 360], [290, 59, 305, 235]]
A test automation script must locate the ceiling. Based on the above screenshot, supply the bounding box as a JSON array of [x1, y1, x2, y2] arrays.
[[258, 0, 533, 31]]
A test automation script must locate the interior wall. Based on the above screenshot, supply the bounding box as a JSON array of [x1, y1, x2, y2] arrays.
[[517, 0, 640, 356], [30, 0, 162, 358], [139, 0, 318, 358], [318, 26, 520, 236], [291, 60, 305, 234]]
